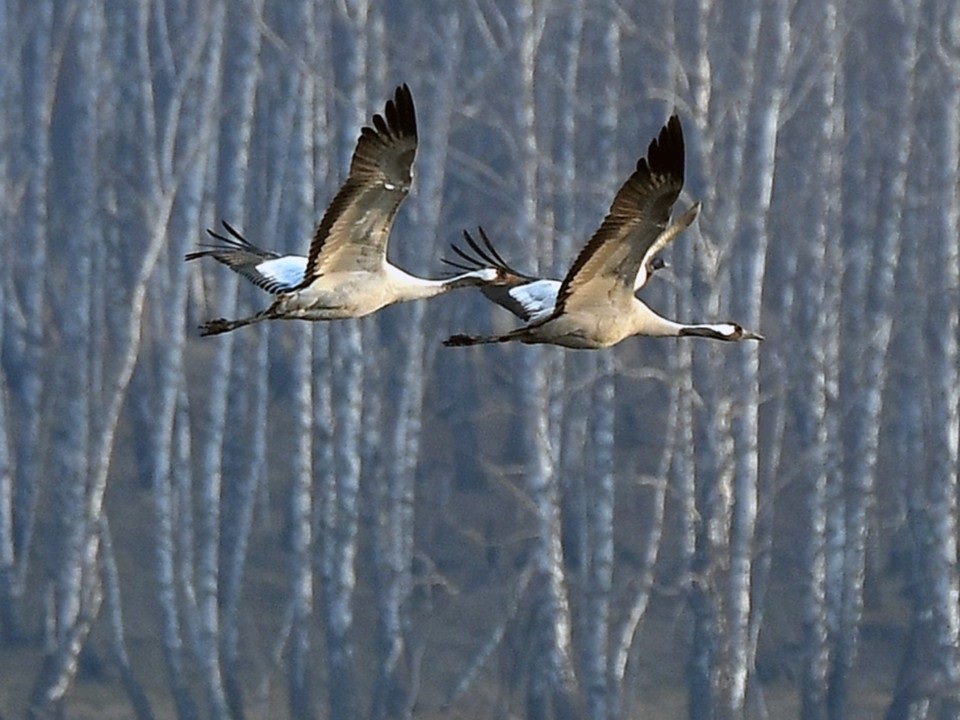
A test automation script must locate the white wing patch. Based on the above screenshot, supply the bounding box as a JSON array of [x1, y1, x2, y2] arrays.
[[510, 280, 560, 323], [257, 256, 307, 292]]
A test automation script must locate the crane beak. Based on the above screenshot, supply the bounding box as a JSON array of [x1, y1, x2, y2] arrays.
[[743, 329, 764, 341]]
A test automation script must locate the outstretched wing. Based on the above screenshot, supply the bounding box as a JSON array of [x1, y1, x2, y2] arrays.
[[442, 227, 553, 321], [300, 84, 418, 283], [555, 114, 685, 314], [187, 221, 305, 295], [442, 226, 538, 282]]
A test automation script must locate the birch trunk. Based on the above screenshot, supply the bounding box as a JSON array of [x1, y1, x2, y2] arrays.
[[886, 12, 960, 716], [797, 5, 844, 718], [8, 0, 54, 637], [0, 0, 14, 644], [724, 0, 790, 712], [928, 13, 960, 709], [687, 0, 736, 713], [839, 12, 920, 712], [211, 6, 265, 718], [287, 39, 317, 716], [184, 3, 230, 717], [581, 18, 621, 720], [28, 2, 100, 711], [322, 11, 369, 715], [101, 517, 155, 720], [514, 3, 579, 719]]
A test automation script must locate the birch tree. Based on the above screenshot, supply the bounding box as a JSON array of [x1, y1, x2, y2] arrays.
[[580, 14, 621, 720], [285, 9, 320, 715], [318, 6, 372, 718], [3, 0, 53, 645], [886, 4, 960, 715], [27, 2, 101, 712], [0, 0, 15, 646], [140, 0, 233, 716], [513, 4, 581, 719], [789, 4, 844, 719]]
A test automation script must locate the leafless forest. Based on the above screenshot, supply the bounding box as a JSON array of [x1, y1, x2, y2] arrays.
[[1, 0, 958, 718]]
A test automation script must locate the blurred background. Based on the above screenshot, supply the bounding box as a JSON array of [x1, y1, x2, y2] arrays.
[[1, 0, 958, 718]]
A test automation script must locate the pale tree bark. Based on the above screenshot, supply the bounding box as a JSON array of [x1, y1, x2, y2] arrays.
[[514, 4, 580, 720], [885, 7, 960, 717], [308, 20, 335, 720], [28, 2, 101, 713], [209, 5, 267, 718], [4, 0, 53, 644], [610, 386, 678, 719], [927, 7, 960, 710], [722, 0, 792, 714], [584, 358, 614, 720], [838, 9, 919, 715], [678, 0, 798, 714], [739, 1, 792, 715], [177, 2, 236, 717], [321, 7, 370, 717], [0, 0, 15, 645], [367, 13, 462, 720], [139, 1, 230, 717], [580, 15, 620, 720], [100, 517, 155, 720], [216, 49, 301, 710], [686, 0, 739, 713], [659, 6, 700, 714], [286, 14, 319, 711], [324, 318, 363, 720], [795, 3, 844, 718], [144, 3, 207, 714], [555, 0, 589, 593], [82, 0, 215, 710], [94, 3, 224, 717]]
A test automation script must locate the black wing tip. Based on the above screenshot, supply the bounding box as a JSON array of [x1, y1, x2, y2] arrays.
[[361, 84, 417, 144], [443, 226, 535, 281], [204, 219, 248, 243], [643, 113, 684, 179], [381, 83, 417, 140]]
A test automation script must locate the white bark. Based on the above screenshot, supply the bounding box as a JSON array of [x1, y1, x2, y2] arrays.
[[29, 2, 100, 711], [0, 0, 14, 643], [514, 4, 578, 718], [288, 33, 317, 715], [796, 5, 844, 719], [9, 0, 53, 620], [212, 6, 266, 718], [322, 11, 368, 717], [182, 3, 230, 717]]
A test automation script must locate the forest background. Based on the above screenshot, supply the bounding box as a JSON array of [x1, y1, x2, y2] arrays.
[[1, 0, 958, 718]]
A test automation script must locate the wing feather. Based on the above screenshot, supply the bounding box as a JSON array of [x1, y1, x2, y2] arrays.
[[187, 222, 302, 294], [301, 84, 418, 282], [555, 114, 684, 314]]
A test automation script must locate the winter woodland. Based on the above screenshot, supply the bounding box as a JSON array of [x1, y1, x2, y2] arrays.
[[0, 0, 958, 718]]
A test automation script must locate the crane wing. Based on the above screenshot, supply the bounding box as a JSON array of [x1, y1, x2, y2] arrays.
[[187, 221, 304, 295], [554, 115, 685, 314], [301, 84, 418, 282]]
